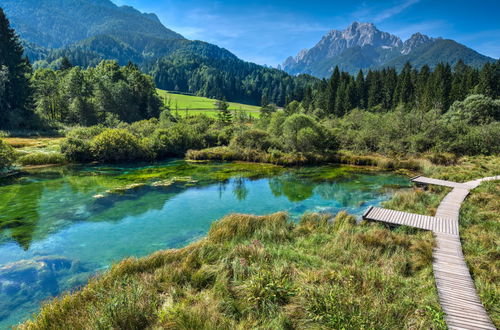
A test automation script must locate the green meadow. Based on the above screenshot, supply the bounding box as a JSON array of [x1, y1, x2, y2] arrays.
[[157, 90, 261, 118]]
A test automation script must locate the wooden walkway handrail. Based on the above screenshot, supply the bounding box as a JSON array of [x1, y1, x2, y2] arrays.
[[363, 175, 499, 329]]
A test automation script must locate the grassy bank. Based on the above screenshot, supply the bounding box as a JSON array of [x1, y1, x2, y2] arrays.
[[459, 181, 499, 326], [21, 212, 444, 329], [2, 137, 67, 167], [187, 146, 450, 172]]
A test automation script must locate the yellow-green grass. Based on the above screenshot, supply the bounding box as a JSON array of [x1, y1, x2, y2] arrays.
[[4, 137, 64, 152], [4, 137, 66, 166], [20, 212, 444, 329], [157, 90, 260, 117]]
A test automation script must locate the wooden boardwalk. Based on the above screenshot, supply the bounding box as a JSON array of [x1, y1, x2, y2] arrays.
[[363, 176, 499, 330], [363, 206, 459, 234]]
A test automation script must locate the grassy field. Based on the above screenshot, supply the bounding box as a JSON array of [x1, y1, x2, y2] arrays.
[[157, 90, 261, 118]]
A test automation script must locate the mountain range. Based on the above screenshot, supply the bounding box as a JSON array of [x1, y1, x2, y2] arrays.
[[282, 22, 495, 77], [0, 0, 496, 103]]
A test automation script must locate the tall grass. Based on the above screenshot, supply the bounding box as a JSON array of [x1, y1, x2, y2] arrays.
[[459, 181, 499, 327], [20, 212, 444, 329], [16, 152, 67, 166]]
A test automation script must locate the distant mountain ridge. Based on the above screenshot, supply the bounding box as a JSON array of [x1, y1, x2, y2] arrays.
[[282, 22, 495, 77]]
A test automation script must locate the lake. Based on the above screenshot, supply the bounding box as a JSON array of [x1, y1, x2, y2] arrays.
[[0, 160, 411, 328]]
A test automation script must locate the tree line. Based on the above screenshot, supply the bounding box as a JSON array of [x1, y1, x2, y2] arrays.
[[305, 61, 499, 117]]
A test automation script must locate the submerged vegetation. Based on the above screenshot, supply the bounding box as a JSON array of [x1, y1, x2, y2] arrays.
[[20, 212, 445, 329]]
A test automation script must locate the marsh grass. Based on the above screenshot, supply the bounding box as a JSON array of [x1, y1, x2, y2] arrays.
[[20, 212, 444, 329], [186, 147, 437, 171], [16, 152, 67, 166], [459, 181, 499, 327]]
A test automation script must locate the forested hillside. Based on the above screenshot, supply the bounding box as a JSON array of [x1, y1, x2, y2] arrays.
[[0, 0, 183, 48], [0, 0, 318, 106]]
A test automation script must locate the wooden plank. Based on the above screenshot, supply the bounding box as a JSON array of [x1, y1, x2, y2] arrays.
[[411, 176, 470, 189], [361, 176, 498, 329]]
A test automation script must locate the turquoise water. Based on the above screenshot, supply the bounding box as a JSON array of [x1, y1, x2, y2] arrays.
[[0, 160, 410, 328]]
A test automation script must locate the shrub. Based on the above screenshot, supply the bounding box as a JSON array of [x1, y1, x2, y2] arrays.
[[90, 129, 146, 162], [446, 122, 500, 155], [282, 114, 322, 152], [61, 137, 93, 162], [446, 94, 500, 125], [230, 129, 273, 151], [0, 139, 16, 170]]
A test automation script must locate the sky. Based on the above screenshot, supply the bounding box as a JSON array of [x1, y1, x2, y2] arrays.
[[113, 0, 500, 66]]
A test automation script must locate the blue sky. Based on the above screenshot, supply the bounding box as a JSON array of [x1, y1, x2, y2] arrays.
[[113, 0, 500, 66]]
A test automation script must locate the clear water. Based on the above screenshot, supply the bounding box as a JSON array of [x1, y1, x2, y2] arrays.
[[0, 160, 410, 328]]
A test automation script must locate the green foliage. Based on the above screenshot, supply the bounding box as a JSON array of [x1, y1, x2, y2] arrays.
[[90, 129, 145, 162], [60, 115, 220, 162], [31, 61, 162, 126], [446, 94, 500, 125], [309, 61, 500, 115], [0, 139, 16, 170], [0, 8, 33, 129], [332, 107, 500, 156], [230, 129, 273, 151]]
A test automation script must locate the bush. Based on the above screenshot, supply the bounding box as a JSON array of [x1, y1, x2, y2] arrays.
[[90, 129, 146, 162], [446, 94, 500, 125], [446, 122, 500, 155], [230, 129, 273, 151], [0, 139, 16, 170], [282, 114, 322, 152], [61, 137, 93, 162]]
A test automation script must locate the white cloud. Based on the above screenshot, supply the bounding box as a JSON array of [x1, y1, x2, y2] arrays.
[[373, 0, 421, 22]]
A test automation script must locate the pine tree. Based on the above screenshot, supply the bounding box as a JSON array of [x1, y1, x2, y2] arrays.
[[327, 66, 340, 115], [433, 63, 452, 111], [355, 70, 365, 108], [477, 63, 496, 98], [0, 8, 32, 128], [216, 98, 232, 124], [396, 62, 414, 107]]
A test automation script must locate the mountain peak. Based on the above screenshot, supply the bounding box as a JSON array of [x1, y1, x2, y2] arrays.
[[282, 22, 494, 77], [401, 32, 434, 55]]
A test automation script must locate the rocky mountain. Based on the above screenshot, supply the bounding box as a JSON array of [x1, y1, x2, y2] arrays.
[[282, 22, 495, 77]]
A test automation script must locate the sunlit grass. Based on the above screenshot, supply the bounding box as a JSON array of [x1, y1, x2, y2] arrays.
[[157, 89, 260, 117], [20, 212, 444, 329]]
